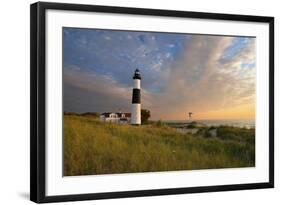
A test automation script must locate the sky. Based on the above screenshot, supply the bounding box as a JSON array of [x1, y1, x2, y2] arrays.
[[63, 28, 256, 120]]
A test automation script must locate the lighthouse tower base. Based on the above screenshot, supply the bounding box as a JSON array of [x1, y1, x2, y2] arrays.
[[131, 104, 141, 125]]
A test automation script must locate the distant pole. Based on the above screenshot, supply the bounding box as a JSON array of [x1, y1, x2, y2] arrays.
[[188, 112, 193, 121], [131, 69, 141, 125]]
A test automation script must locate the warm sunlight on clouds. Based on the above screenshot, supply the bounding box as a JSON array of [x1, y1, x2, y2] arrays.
[[63, 28, 256, 120]]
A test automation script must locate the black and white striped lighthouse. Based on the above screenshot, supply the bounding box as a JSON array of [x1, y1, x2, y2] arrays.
[[131, 69, 141, 125]]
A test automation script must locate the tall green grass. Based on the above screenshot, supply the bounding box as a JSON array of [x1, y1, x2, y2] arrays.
[[64, 115, 255, 176]]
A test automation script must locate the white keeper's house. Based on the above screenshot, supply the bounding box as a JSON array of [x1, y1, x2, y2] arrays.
[[99, 112, 131, 123]]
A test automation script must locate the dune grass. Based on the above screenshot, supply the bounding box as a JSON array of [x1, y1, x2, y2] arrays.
[[64, 115, 255, 176]]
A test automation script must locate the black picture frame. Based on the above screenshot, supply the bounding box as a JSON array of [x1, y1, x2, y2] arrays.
[[30, 1, 274, 203]]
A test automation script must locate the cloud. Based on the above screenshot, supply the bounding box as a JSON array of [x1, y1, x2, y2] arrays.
[[64, 66, 130, 113], [63, 28, 187, 92], [63, 28, 256, 120], [64, 65, 153, 113], [141, 36, 256, 120]]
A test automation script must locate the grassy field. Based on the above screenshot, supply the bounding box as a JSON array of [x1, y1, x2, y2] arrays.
[[64, 115, 255, 176]]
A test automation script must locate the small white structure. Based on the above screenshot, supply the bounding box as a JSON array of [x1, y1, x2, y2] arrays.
[[131, 69, 141, 125], [100, 112, 131, 123]]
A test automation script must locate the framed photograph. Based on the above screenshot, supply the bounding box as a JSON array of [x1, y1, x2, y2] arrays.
[[30, 2, 274, 203]]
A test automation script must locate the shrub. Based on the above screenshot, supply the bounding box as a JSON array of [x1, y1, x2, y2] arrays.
[[187, 121, 198, 128], [141, 109, 151, 124], [155, 120, 164, 127]]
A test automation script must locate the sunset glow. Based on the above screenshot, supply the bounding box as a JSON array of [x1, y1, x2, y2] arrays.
[[63, 28, 256, 121]]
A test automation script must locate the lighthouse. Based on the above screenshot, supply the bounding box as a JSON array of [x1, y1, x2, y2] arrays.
[[131, 69, 141, 125]]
